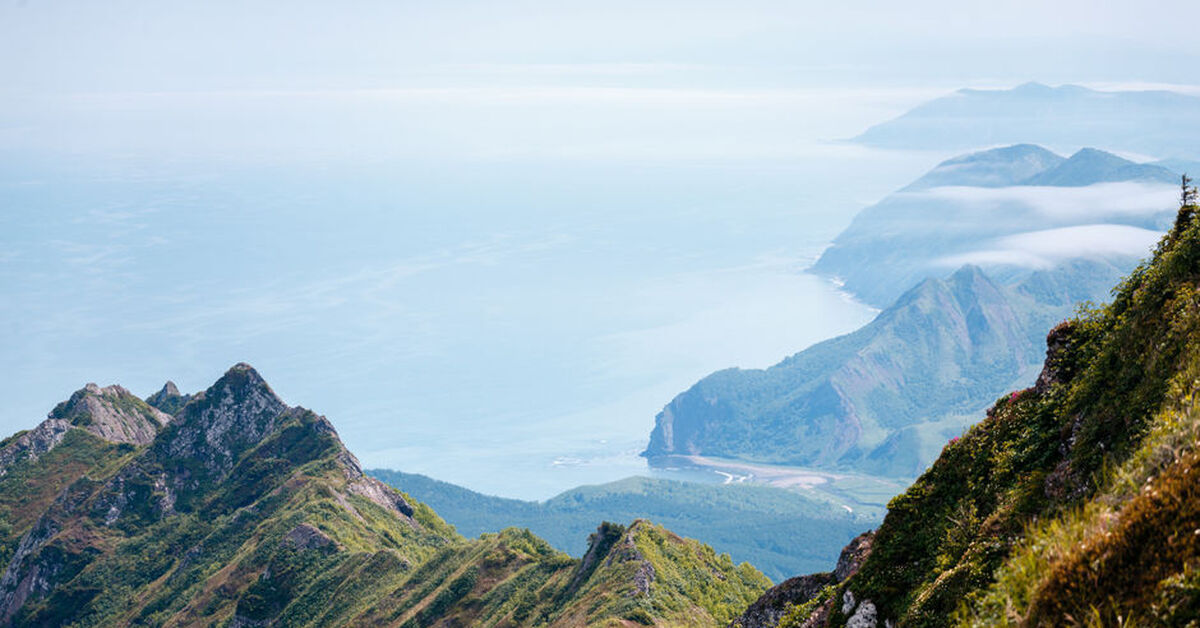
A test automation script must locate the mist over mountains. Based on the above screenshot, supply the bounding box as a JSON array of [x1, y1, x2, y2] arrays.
[[854, 82, 1200, 159], [645, 143, 1181, 479], [812, 144, 1180, 308]]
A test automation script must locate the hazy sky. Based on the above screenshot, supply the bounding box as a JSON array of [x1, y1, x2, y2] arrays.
[[3, 1, 1199, 498], [3, 0, 1200, 166], [4, 1, 1199, 91]]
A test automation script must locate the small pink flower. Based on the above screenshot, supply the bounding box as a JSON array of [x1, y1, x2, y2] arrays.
[[1010, 391, 1019, 402]]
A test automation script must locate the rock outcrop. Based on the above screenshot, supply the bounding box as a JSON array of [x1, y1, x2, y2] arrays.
[[732, 531, 874, 628], [0, 383, 170, 477], [49, 383, 170, 445]]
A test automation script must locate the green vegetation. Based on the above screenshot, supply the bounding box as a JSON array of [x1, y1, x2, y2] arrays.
[[651, 145, 1178, 483], [644, 264, 1064, 478], [779, 189, 1200, 626], [368, 470, 876, 582], [0, 364, 769, 626]]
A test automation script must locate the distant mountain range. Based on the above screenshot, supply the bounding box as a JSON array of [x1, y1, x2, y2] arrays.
[[812, 144, 1178, 308], [645, 144, 1179, 479], [0, 365, 769, 626], [367, 470, 875, 583], [853, 82, 1200, 159]]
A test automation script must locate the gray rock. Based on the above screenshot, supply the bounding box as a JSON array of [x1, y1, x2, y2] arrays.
[[49, 383, 171, 445], [729, 531, 874, 628], [846, 599, 877, 628], [0, 419, 72, 477], [285, 523, 335, 550]]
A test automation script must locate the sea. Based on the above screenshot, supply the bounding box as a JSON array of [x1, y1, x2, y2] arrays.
[[0, 86, 944, 500]]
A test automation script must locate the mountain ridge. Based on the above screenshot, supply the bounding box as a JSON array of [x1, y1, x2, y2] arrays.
[[0, 364, 769, 626], [367, 469, 877, 582]]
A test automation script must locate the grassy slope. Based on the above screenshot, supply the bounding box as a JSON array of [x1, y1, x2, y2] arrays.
[[368, 470, 875, 582], [787, 202, 1200, 627], [0, 429, 131, 569], [10, 407, 455, 627], [2, 370, 770, 627]]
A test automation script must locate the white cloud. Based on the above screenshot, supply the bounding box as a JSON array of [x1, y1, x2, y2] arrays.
[[935, 224, 1162, 269], [916, 182, 1178, 222]]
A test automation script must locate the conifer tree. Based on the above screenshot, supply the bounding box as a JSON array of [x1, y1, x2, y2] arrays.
[[1174, 173, 1197, 230]]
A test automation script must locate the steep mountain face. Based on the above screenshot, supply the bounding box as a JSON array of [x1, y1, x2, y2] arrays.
[[812, 144, 1177, 309], [0, 364, 767, 627], [643, 265, 1050, 478], [748, 197, 1200, 626], [368, 470, 876, 582], [851, 82, 1200, 159]]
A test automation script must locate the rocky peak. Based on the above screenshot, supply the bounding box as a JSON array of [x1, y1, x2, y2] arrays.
[[47, 382, 170, 446], [158, 363, 289, 477], [145, 381, 192, 415]]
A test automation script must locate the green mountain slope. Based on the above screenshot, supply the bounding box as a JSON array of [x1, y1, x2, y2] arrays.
[[643, 265, 1059, 478], [744, 191, 1200, 626], [0, 364, 768, 627], [368, 470, 876, 582]]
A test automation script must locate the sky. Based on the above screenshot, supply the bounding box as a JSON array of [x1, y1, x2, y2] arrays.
[[3, 1, 1200, 498]]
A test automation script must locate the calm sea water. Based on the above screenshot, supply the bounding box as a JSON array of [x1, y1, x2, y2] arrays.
[[0, 89, 939, 500]]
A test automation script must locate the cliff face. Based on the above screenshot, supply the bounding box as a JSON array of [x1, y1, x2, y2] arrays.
[[748, 200, 1200, 626], [643, 265, 1048, 478], [0, 364, 766, 627]]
